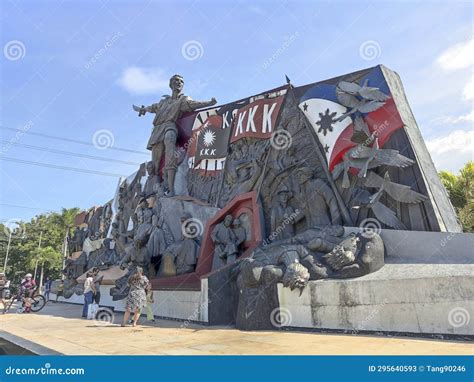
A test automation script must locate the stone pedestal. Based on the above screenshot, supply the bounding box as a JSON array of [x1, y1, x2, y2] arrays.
[[277, 228, 474, 336], [278, 263, 473, 335]]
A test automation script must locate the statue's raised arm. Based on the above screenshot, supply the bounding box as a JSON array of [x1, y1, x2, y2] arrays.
[[186, 97, 217, 111], [132, 74, 217, 196]]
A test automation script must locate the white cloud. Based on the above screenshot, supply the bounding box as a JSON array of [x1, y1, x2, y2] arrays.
[[431, 110, 474, 125], [436, 39, 474, 71], [117, 67, 169, 95], [463, 74, 474, 100], [426, 129, 474, 171]]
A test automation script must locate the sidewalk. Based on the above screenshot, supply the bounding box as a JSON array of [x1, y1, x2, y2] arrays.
[[0, 302, 471, 355]]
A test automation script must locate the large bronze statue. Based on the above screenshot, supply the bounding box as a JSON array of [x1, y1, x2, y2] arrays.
[[134, 74, 217, 196]]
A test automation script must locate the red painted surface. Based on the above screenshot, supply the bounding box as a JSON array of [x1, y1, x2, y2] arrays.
[[329, 97, 404, 171]]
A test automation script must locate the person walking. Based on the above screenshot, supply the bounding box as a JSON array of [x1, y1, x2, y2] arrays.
[[20, 273, 36, 313], [44, 277, 52, 301], [92, 268, 103, 305], [82, 271, 96, 318], [121, 267, 148, 327], [0, 273, 11, 310]]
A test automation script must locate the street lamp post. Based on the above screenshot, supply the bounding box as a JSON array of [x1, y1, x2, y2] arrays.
[[3, 231, 12, 273], [33, 231, 43, 280]]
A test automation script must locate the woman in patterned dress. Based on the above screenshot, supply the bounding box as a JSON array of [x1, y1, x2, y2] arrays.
[[121, 267, 149, 327]]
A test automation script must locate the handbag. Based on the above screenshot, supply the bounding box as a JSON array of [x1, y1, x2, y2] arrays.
[[87, 302, 99, 320]]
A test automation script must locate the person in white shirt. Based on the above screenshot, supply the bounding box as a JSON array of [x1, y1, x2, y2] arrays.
[[82, 271, 96, 318], [0, 273, 11, 309]]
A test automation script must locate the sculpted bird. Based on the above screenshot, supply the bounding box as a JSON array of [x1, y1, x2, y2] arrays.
[[351, 114, 373, 144], [352, 189, 407, 230], [365, 171, 428, 204], [336, 79, 390, 121], [332, 138, 415, 185], [338, 79, 390, 101]]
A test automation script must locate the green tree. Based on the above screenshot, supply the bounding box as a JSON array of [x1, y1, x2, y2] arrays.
[[440, 161, 474, 232], [1, 207, 80, 289]]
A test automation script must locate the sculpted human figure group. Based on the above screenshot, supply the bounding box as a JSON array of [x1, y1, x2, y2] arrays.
[[211, 214, 247, 267], [64, 75, 395, 311]]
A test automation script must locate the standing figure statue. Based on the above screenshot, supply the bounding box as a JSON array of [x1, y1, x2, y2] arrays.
[[143, 161, 161, 198], [134, 197, 154, 243], [296, 167, 342, 228], [270, 185, 301, 241], [134, 74, 217, 196]]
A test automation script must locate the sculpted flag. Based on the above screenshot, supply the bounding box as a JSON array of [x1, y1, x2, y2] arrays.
[[231, 94, 285, 143], [185, 99, 250, 171], [180, 88, 285, 171], [297, 66, 404, 171], [194, 115, 232, 168]]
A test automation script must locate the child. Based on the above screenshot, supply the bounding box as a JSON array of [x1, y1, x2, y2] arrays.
[[145, 287, 155, 322]]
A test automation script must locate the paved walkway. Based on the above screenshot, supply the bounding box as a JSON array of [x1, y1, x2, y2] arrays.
[[0, 302, 471, 355]]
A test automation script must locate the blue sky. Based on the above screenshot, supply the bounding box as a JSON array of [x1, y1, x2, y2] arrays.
[[1, 0, 473, 223]]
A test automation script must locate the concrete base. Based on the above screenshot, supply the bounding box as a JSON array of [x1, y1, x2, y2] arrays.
[[52, 279, 209, 323], [278, 263, 474, 336]]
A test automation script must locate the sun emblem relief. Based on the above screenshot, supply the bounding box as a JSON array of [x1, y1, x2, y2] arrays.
[[316, 108, 338, 136], [202, 129, 216, 147]]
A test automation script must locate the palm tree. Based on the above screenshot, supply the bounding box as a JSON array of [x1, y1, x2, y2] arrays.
[[28, 246, 62, 290], [440, 161, 474, 232]]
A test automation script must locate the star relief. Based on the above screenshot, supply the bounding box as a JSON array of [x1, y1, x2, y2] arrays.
[[316, 108, 338, 136]]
